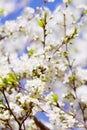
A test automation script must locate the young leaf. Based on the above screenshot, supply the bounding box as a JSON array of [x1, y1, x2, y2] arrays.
[[0, 8, 4, 15], [37, 18, 45, 28], [68, 0, 71, 4], [52, 94, 58, 103], [74, 27, 78, 34], [28, 49, 35, 56], [83, 10, 87, 15]]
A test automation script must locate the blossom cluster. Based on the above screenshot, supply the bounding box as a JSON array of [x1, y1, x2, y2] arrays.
[[0, 0, 87, 130]]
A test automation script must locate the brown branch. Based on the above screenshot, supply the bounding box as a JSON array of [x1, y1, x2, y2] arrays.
[[2, 90, 20, 125], [0, 35, 7, 41], [42, 13, 47, 48]]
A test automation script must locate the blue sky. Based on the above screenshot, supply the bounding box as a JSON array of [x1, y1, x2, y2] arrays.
[[29, 0, 62, 10], [0, 0, 61, 24]]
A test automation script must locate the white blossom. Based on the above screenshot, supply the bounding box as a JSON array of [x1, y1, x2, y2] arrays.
[[76, 85, 87, 104], [0, 0, 87, 129]]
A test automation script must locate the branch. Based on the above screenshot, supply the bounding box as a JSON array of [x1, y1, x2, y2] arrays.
[[2, 90, 20, 125]]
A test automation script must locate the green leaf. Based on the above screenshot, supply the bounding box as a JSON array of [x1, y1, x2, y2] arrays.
[[37, 12, 47, 28], [37, 18, 45, 28], [65, 0, 71, 6], [74, 27, 78, 35], [83, 10, 87, 15], [0, 72, 19, 87], [9, 72, 16, 80], [3, 78, 8, 85], [0, 83, 5, 90], [69, 76, 76, 83], [63, 51, 68, 57], [50, 44, 55, 49], [22, 72, 27, 78], [28, 49, 35, 56], [52, 94, 58, 103], [7, 72, 18, 84], [35, 87, 39, 94], [32, 69, 40, 78], [68, 0, 71, 4], [60, 115, 65, 121], [0, 78, 8, 90], [0, 99, 5, 106], [65, 93, 75, 99], [0, 8, 4, 15], [41, 76, 46, 82]]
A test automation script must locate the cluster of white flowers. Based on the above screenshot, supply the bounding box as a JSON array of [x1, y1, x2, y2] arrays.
[[0, 0, 30, 16], [0, 0, 87, 130]]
